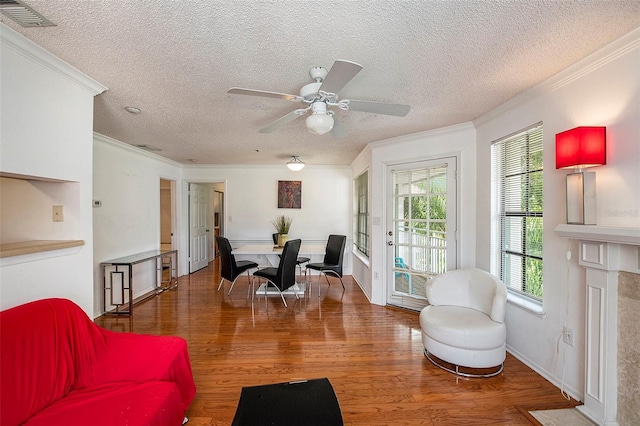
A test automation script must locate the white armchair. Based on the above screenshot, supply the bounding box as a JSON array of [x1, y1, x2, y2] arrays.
[[419, 268, 507, 377]]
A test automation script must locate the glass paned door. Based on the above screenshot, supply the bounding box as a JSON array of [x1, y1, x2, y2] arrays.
[[387, 158, 457, 310]]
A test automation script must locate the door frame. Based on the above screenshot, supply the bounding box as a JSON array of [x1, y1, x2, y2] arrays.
[[384, 156, 458, 311], [185, 179, 226, 272], [159, 178, 176, 251]]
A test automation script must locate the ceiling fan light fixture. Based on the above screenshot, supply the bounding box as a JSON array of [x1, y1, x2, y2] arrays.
[[287, 156, 305, 171], [306, 102, 334, 135]]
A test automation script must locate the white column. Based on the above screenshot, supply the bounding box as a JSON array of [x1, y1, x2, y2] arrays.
[[576, 241, 619, 426]]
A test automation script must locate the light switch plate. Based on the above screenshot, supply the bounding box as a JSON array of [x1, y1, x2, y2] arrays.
[[53, 205, 63, 222]]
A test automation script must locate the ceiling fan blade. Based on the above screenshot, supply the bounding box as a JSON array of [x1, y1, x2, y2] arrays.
[[259, 111, 301, 133], [228, 87, 302, 102], [347, 99, 411, 117], [319, 60, 363, 95], [330, 116, 348, 139]]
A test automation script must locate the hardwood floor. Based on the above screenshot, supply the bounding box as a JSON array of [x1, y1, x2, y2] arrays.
[[95, 260, 578, 425]]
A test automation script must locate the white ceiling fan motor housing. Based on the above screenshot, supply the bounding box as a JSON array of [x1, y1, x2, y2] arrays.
[[309, 66, 328, 82], [299, 81, 322, 101], [299, 66, 328, 101]]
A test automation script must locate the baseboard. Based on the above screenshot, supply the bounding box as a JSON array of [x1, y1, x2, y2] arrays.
[[350, 274, 372, 303], [506, 345, 583, 402]]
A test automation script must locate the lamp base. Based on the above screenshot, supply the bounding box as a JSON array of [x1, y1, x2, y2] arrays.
[[566, 171, 596, 225]]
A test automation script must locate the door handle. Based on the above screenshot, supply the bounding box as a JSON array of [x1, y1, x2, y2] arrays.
[[387, 241, 393, 246]]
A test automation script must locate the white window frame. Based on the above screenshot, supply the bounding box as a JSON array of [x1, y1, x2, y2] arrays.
[[354, 170, 369, 257], [491, 122, 544, 302]]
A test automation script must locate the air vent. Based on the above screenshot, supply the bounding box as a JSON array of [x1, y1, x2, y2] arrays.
[[0, 0, 56, 27], [135, 144, 162, 152]]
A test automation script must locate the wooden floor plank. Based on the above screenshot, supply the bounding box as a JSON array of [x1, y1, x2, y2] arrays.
[[95, 260, 578, 425]]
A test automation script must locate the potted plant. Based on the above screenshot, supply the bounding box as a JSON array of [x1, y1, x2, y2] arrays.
[[271, 215, 293, 247]]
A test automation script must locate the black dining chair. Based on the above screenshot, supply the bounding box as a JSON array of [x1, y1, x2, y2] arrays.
[[216, 236, 259, 296], [252, 239, 301, 307], [273, 233, 309, 277], [305, 235, 347, 296]]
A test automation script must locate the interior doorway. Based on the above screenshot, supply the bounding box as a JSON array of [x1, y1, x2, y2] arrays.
[[211, 189, 223, 261], [187, 181, 225, 273], [189, 183, 208, 273], [159, 178, 175, 250]]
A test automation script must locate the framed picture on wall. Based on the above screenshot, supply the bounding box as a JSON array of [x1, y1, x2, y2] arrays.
[[278, 180, 301, 209]]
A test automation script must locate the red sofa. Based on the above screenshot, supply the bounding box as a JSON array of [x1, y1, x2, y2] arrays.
[[0, 298, 196, 426]]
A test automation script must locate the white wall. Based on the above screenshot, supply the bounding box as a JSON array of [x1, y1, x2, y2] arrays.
[[182, 165, 353, 273], [364, 123, 478, 305], [92, 146, 353, 315], [474, 28, 640, 399], [93, 134, 183, 315], [0, 24, 105, 316]]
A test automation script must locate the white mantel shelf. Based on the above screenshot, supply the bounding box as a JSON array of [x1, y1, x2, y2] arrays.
[[554, 224, 640, 246]]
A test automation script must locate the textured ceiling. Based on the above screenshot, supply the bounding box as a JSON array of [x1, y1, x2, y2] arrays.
[[3, 1, 639, 166]]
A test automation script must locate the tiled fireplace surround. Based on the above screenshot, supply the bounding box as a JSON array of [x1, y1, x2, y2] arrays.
[[555, 225, 640, 426]]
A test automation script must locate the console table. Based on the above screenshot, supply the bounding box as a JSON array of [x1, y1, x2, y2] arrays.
[[102, 249, 178, 316]]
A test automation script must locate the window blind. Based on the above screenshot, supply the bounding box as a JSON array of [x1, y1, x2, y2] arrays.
[[354, 170, 369, 257], [492, 123, 543, 300]]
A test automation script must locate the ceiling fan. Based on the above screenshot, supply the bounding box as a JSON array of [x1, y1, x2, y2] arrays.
[[228, 60, 411, 138]]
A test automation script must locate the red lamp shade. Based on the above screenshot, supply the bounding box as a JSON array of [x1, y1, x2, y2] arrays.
[[555, 126, 606, 169]]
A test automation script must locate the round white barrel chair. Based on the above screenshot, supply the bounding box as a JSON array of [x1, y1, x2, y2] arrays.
[[419, 268, 507, 377]]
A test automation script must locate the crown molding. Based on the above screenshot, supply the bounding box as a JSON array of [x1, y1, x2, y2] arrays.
[[474, 26, 640, 127], [182, 163, 351, 170], [93, 132, 183, 167], [94, 133, 351, 170], [367, 121, 476, 150], [1, 22, 107, 96]]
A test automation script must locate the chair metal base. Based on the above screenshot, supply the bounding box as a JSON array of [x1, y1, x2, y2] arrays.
[[423, 348, 504, 378], [217, 270, 253, 296], [252, 277, 300, 307], [305, 269, 344, 297]]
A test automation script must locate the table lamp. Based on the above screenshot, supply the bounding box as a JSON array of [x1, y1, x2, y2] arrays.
[[555, 126, 606, 225]]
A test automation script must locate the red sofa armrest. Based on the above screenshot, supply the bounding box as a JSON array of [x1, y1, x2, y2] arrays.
[[76, 330, 196, 412]]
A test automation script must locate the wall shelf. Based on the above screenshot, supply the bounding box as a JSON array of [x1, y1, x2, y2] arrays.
[[0, 240, 84, 258]]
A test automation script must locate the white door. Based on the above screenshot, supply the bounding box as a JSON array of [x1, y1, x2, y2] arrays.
[[189, 183, 208, 273], [386, 157, 457, 310]]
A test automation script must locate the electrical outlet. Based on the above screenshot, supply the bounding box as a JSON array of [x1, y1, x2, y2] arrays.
[[563, 326, 574, 346]]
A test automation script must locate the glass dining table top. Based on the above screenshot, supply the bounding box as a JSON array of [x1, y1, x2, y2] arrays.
[[231, 244, 325, 255]]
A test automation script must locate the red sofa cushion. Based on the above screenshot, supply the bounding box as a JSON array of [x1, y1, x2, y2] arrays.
[[0, 298, 196, 426], [24, 381, 184, 426], [77, 329, 196, 412]]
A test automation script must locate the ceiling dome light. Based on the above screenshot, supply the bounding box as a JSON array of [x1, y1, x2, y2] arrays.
[[287, 156, 305, 171], [305, 102, 334, 135], [125, 106, 141, 114]]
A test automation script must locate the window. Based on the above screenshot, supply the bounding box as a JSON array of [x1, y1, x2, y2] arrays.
[[354, 170, 369, 257], [491, 123, 543, 300]]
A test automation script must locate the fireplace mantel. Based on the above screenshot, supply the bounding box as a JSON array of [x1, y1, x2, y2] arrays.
[[555, 224, 640, 246], [555, 224, 640, 426]]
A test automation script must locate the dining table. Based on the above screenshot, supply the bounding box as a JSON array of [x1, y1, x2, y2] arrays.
[[231, 243, 326, 296]]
